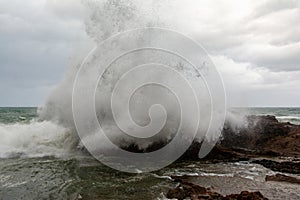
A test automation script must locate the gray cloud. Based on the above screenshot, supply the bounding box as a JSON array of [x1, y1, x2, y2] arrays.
[[167, 0, 300, 72], [250, 0, 300, 19], [0, 0, 299, 106], [0, 0, 86, 106]]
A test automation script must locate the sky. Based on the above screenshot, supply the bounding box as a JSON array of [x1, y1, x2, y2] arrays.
[[0, 0, 300, 107]]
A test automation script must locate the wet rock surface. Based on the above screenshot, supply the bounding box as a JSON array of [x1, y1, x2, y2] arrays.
[[253, 159, 300, 174], [265, 173, 300, 184], [164, 116, 300, 199], [122, 115, 300, 173], [179, 115, 300, 161], [219, 115, 297, 157], [198, 116, 299, 170], [166, 180, 268, 200]]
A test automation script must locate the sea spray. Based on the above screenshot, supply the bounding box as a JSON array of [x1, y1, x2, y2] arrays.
[[38, 0, 226, 159], [0, 121, 76, 158]]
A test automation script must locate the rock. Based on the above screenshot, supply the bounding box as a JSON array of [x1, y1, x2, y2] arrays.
[[171, 175, 198, 183], [225, 191, 268, 200], [181, 115, 300, 162], [205, 115, 300, 163], [177, 141, 202, 161], [253, 159, 300, 174], [221, 115, 291, 152], [120, 115, 300, 163], [166, 182, 209, 200], [266, 173, 300, 184], [263, 125, 300, 157], [204, 146, 254, 162], [166, 181, 268, 200]]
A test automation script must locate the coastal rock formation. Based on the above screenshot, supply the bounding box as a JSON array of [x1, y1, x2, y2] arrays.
[[195, 115, 299, 159], [178, 115, 300, 174], [121, 115, 300, 172], [220, 115, 292, 154], [166, 181, 268, 200], [265, 173, 300, 184], [263, 124, 300, 157], [253, 159, 300, 174]]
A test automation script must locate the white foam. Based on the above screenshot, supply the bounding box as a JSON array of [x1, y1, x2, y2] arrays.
[[38, 0, 226, 151], [276, 116, 300, 120], [0, 121, 78, 158]]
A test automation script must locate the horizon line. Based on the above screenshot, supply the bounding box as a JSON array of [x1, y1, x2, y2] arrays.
[[1, 106, 300, 108]]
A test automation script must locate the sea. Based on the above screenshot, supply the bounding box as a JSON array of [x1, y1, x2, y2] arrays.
[[0, 107, 299, 199]]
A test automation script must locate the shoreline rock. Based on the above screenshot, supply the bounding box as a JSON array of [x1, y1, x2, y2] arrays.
[[166, 180, 268, 200], [265, 173, 300, 184], [183, 115, 300, 173], [121, 115, 300, 173], [219, 115, 298, 157], [253, 159, 300, 174]]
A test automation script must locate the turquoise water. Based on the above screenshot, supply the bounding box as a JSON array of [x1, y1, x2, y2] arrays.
[[231, 107, 300, 125], [0, 107, 37, 124], [0, 107, 299, 199]]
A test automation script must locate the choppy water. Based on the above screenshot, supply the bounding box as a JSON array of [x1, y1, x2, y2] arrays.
[[0, 107, 299, 199], [0, 107, 37, 124], [231, 107, 300, 125]]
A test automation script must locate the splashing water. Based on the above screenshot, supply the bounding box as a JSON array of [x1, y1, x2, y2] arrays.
[[38, 0, 226, 163], [1, 0, 226, 161]]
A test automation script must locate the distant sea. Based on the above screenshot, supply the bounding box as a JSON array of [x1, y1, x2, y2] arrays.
[[1, 107, 299, 124], [230, 107, 300, 125], [0, 107, 299, 199], [0, 107, 37, 124]]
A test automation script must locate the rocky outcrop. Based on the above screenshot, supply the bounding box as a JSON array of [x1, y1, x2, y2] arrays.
[[178, 115, 300, 174], [263, 125, 300, 157], [166, 181, 268, 200], [253, 159, 300, 174], [121, 115, 300, 172], [179, 115, 300, 161], [213, 115, 299, 157], [265, 173, 300, 184], [178, 115, 299, 160], [220, 115, 292, 153]]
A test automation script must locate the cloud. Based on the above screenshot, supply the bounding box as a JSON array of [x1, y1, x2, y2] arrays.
[[45, 0, 85, 20], [159, 0, 300, 72], [214, 55, 300, 106], [0, 0, 87, 106], [0, 0, 299, 106], [250, 0, 300, 18]]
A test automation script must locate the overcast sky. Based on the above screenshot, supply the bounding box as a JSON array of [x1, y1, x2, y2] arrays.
[[0, 0, 299, 107]]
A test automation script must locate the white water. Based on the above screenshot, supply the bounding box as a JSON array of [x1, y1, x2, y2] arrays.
[[38, 0, 226, 152], [0, 0, 227, 158], [0, 121, 77, 158]]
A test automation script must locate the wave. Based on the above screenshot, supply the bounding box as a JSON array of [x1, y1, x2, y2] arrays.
[[276, 116, 300, 125], [0, 121, 78, 158], [276, 116, 300, 120], [1, 0, 226, 161], [38, 0, 226, 155]]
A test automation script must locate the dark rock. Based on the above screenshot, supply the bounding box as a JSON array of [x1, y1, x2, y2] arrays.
[[225, 191, 268, 200], [166, 181, 209, 200], [221, 115, 291, 151], [266, 173, 300, 184], [252, 159, 300, 174], [262, 125, 300, 157], [120, 115, 300, 163], [120, 140, 168, 153], [206, 115, 300, 163], [166, 181, 268, 200], [204, 146, 252, 162], [171, 175, 197, 183]]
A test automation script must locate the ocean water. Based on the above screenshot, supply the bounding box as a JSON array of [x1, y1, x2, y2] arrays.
[[0, 107, 299, 199], [230, 107, 300, 125], [0, 107, 37, 124]]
